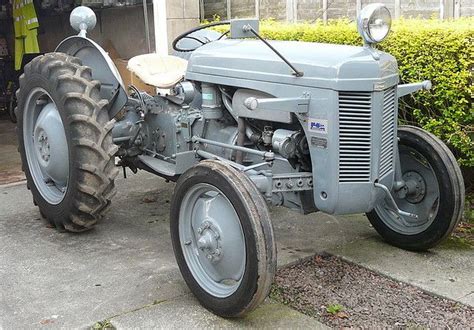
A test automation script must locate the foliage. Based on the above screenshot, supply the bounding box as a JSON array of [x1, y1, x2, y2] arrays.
[[215, 18, 474, 166], [326, 303, 345, 315]]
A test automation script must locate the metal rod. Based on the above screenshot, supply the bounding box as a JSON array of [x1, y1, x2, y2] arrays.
[[235, 117, 246, 164], [196, 150, 246, 171], [246, 26, 304, 77], [374, 183, 418, 219], [192, 136, 274, 160], [243, 162, 271, 172]]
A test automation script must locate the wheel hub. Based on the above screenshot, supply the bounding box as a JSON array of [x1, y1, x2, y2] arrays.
[[23, 88, 70, 205], [179, 184, 246, 298], [402, 171, 426, 203], [36, 131, 51, 162], [197, 220, 222, 262], [33, 102, 69, 187], [375, 144, 440, 235]]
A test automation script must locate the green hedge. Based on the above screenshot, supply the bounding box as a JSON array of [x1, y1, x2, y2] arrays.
[[217, 19, 474, 166]]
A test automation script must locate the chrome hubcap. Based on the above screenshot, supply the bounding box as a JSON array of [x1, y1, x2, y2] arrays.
[[179, 183, 246, 298]]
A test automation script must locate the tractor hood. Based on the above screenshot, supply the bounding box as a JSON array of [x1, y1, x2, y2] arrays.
[[186, 39, 399, 91]]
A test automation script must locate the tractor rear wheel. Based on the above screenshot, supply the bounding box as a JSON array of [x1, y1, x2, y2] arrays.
[[17, 52, 119, 232], [8, 88, 17, 123]]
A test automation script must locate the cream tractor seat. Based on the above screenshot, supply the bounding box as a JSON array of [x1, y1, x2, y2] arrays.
[[127, 54, 188, 89]]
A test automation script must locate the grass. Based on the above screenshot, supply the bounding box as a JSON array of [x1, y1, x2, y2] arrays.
[[92, 319, 114, 330], [326, 304, 344, 315]]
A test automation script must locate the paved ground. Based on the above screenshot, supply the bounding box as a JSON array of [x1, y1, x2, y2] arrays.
[[0, 172, 361, 329], [0, 117, 472, 328], [1, 171, 472, 329], [0, 116, 24, 185]]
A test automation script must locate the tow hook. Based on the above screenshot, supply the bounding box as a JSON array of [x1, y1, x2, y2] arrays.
[[374, 182, 419, 219]]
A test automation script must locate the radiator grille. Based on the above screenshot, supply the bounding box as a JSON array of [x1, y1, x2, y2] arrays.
[[379, 87, 396, 178], [338, 92, 372, 183]]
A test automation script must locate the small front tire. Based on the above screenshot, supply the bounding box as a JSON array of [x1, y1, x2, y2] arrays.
[[367, 125, 465, 251], [170, 160, 276, 317]]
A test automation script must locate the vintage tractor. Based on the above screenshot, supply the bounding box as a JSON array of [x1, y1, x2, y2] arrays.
[[16, 4, 464, 317]]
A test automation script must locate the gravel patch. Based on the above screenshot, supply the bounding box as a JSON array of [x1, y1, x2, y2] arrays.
[[271, 254, 473, 328]]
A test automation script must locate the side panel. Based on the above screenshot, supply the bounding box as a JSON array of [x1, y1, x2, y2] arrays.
[[56, 36, 128, 118]]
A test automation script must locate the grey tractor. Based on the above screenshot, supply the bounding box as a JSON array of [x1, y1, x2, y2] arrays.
[[16, 4, 464, 317]]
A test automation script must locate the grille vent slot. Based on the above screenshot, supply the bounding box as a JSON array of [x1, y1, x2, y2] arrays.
[[338, 92, 372, 183], [379, 87, 396, 178]]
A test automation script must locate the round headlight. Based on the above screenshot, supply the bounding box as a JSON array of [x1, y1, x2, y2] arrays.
[[357, 4, 392, 44]]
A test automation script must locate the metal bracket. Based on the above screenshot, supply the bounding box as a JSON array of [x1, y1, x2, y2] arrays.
[[272, 173, 313, 192], [244, 94, 310, 113], [397, 80, 431, 97], [374, 182, 418, 219], [230, 19, 259, 39]]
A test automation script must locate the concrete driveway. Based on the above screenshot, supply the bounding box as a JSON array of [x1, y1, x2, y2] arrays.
[[1, 171, 472, 328]]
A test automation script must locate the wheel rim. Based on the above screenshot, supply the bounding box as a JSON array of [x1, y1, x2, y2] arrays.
[[23, 87, 69, 205], [375, 145, 440, 235], [179, 183, 246, 298]]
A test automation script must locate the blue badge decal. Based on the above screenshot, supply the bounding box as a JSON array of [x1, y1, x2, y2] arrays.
[[308, 118, 328, 134]]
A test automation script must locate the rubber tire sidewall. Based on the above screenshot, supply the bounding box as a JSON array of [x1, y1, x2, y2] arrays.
[[9, 96, 17, 123], [170, 162, 268, 317], [367, 127, 457, 251]]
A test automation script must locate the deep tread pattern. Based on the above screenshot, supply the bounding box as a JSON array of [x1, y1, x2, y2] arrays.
[[17, 52, 119, 232]]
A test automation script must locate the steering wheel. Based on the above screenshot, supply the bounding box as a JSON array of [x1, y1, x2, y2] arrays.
[[172, 21, 230, 52]]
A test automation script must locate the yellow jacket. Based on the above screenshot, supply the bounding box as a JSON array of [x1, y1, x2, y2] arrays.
[[13, 0, 40, 69]]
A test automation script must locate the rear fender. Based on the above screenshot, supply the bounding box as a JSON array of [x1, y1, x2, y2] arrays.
[[56, 36, 128, 118]]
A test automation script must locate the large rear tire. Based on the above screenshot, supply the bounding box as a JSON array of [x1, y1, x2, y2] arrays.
[[367, 125, 464, 251], [17, 53, 119, 232], [170, 160, 276, 317], [8, 87, 17, 123]]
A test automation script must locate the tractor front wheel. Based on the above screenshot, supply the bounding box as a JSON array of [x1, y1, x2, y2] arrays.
[[367, 125, 465, 251], [17, 53, 119, 232], [170, 160, 277, 317]]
